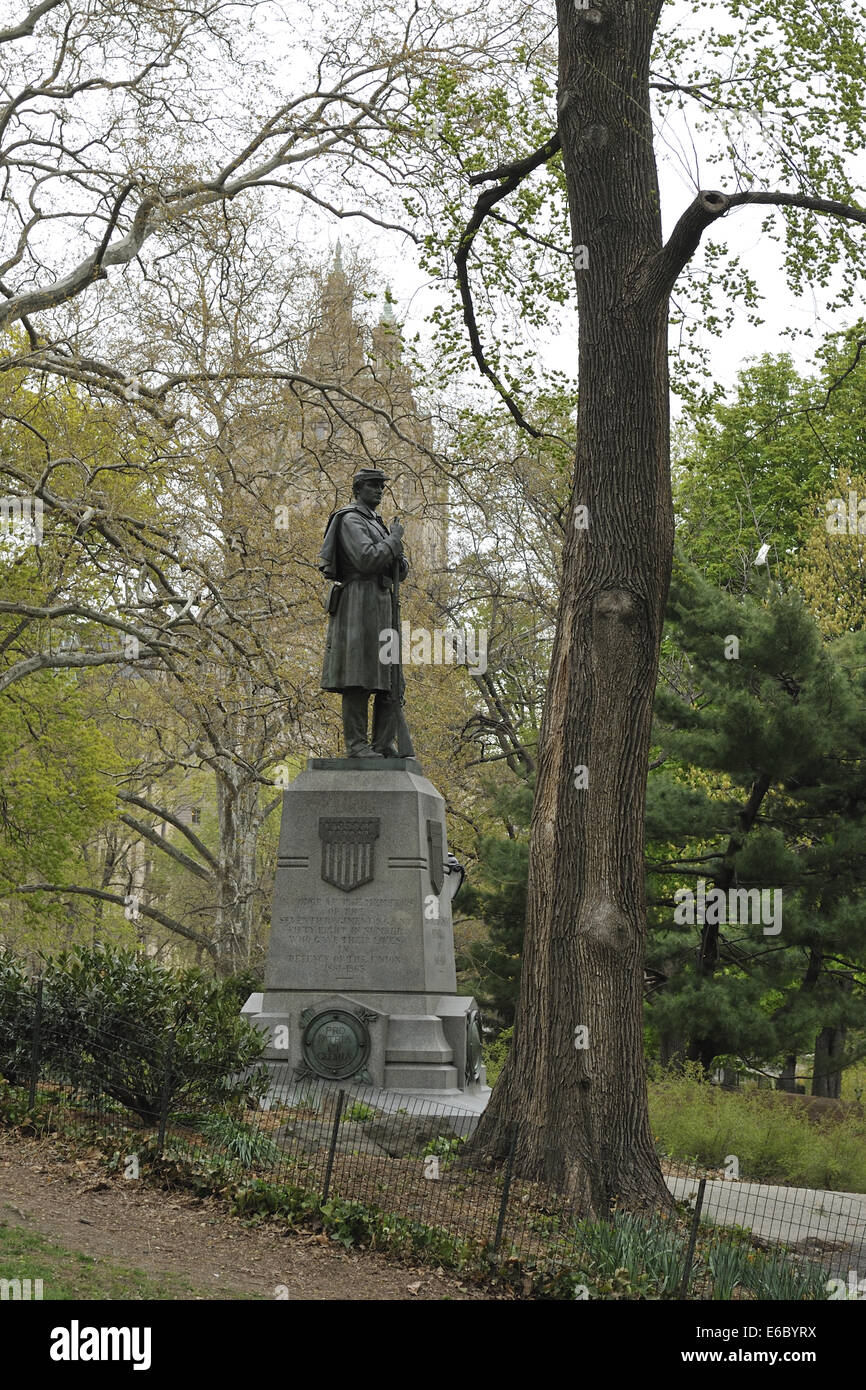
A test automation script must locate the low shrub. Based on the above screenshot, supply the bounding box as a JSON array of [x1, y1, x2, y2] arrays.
[[649, 1063, 866, 1192], [0, 945, 269, 1123]]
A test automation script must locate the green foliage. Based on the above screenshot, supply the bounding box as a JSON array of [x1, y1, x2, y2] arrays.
[[421, 1134, 465, 1166], [566, 1212, 688, 1298], [706, 1239, 756, 1300], [742, 1251, 830, 1302], [342, 1102, 376, 1123], [458, 778, 532, 1028], [232, 1177, 320, 1225], [217, 970, 264, 1009], [232, 1178, 476, 1267], [483, 1026, 513, 1086], [464, 539, 866, 1081], [648, 553, 866, 1072], [0, 672, 121, 940], [649, 1067, 866, 1191], [672, 348, 855, 590], [192, 1114, 283, 1169], [0, 953, 34, 1086], [0, 945, 268, 1122]]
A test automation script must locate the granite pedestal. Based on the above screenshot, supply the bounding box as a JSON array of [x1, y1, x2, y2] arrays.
[[243, 758, 487, 1098]]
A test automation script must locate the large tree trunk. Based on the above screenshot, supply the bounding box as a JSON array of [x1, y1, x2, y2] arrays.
[[470, 2, 672, 1212]]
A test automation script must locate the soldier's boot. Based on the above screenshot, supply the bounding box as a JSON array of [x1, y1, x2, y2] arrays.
[[342, 688, 380, 757], [371, 693, 415, 758]]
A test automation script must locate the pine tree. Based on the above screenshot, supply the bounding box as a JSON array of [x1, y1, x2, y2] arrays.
[[647, 557, 866, 1091]]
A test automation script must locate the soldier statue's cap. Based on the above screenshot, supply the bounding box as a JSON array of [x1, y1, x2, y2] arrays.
[[352, 468, 389, 484]]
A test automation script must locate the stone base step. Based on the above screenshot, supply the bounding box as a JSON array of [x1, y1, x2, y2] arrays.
[[384, 1063, 459, 1090]]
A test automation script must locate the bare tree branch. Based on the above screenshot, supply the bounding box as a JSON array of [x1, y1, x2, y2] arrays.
[[0, 0, 64, 44], [117, 791, 219, 872], [456, 132, 562, 438], [117, 813, 212, 882], [13, 883, 218, 956], [0, 647, 161, 696], [649, 187, 866, 304]]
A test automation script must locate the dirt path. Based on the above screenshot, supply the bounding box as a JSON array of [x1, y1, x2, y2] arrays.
[[0, 1131, 496, 1301]]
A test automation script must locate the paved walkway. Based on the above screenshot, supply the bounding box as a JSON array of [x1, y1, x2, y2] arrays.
[[667, 1175, 866, 1275]]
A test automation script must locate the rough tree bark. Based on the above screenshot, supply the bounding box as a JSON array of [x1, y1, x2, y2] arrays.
[[471, 0, 674, 1211], [462, 0, 866, 1210]]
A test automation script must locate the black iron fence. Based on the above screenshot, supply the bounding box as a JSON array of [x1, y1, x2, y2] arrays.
[[4, 983, 865, 1300]]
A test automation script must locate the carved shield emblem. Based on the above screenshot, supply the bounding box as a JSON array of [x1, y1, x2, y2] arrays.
[[426, 818, 445, 895], [319, 817, 379, 893]]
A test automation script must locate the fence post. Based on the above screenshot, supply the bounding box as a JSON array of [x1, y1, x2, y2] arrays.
[[678, 1176, 707, 1298], [322, 1089, 345, 1201], [27, 977, 44, 1112], [155, 1031, 176, 1158], [493, 1122, 519, 1255]]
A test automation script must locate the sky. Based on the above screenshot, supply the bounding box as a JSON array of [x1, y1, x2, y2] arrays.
[[310, 0, 866, 421]]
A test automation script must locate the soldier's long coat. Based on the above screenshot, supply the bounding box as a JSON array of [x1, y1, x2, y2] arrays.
[[318, 503, 408, 692]]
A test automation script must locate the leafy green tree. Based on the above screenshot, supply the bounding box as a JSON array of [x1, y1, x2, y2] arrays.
[[0, 669, 120, 949], [674, 328, 866, 592], [795, 469, 866, 640]]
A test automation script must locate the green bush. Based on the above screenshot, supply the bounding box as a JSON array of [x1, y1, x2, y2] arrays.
[[483, 1026, 513, 1086], [342, 1102, 376, 1123], [0, 946, 268, 1123], [0, 953, 36, 1087], [217, 969, 264, 1009]]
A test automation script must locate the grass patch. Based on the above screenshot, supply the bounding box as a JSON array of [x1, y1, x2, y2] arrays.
[[0, 1220, 261, 1300], [648, 1066, 866, 1191]]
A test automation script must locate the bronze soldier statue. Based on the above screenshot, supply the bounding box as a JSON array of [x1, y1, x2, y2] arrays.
[[318, 468, 414, 758]]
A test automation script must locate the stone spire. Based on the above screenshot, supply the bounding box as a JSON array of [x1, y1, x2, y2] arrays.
[[305, 243, 363, 376]]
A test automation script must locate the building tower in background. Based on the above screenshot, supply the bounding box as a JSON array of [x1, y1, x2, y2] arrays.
[[294, 245, 448, 582]]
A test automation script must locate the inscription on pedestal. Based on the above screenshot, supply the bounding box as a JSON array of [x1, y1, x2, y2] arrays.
[[272, 894, 414, 984]]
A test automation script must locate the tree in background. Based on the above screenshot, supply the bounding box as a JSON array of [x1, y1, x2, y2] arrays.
[[674, 327, 866, 592], [457, 774, 532, 1029], [647, 557, 866, 1095]]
